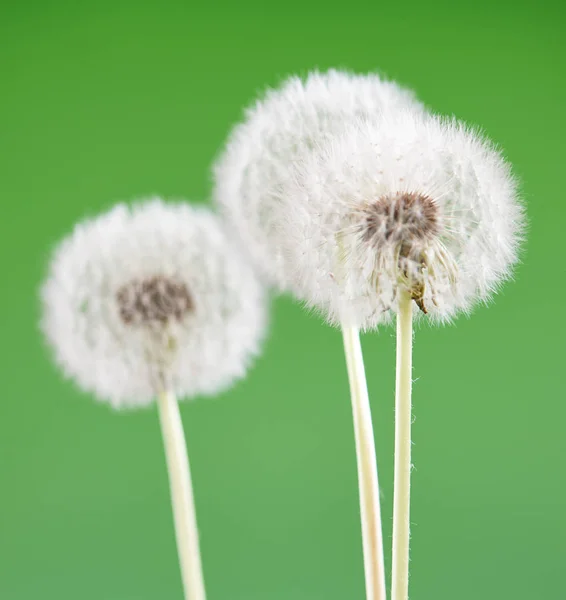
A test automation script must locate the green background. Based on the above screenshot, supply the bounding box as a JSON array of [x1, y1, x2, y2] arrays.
[[1, 1, 564, 598]]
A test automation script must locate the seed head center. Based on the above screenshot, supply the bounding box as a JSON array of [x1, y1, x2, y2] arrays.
[[363, 191, 439, 246], [117, 275, 193, 326]]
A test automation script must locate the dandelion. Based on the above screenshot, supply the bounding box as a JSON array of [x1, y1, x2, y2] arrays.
[[41, 199, 267, 600], [214, 70, 524, 600], [215, 69, 425, 600]]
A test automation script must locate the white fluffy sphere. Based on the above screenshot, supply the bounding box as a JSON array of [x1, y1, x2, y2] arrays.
[[214, 71, 524, 328], [41, 199, 268, 409]]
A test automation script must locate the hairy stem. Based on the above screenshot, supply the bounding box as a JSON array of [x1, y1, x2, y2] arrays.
[[391, 290, 414, 600]]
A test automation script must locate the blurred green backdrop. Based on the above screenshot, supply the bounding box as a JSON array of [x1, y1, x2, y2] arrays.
[[1, 1, 564, 599]]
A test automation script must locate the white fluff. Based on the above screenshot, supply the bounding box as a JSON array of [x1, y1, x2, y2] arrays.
[[41, 199, 267, 409], [214, 70, 423, 287], [214, 70, 524, 328]]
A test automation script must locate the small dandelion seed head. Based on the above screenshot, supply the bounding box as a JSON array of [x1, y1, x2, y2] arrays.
[[40, 199, 268, 409]]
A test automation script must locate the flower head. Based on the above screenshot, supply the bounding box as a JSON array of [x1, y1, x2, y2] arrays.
[[41, 199, 267, 408], [214, 71, 524, 328]]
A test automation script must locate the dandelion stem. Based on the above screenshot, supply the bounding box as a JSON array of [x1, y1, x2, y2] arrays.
[[342, 325, 387, 600], [391, 290, 413, 600], [157, 389, 206, 600]]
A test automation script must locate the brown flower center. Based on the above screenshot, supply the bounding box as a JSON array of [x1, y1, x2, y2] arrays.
[[362, 191, 439, 246], [362, 192, 440, 314], [116, 275, 193, 326]]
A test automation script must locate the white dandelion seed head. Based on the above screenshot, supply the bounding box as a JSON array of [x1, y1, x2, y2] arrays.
[[214, 72, 524, 329], [41, 199, 268, 409]]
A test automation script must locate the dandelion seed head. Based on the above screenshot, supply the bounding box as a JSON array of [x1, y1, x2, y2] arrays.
[[214, 70, 524, 329], [41, 199, 268, 409]]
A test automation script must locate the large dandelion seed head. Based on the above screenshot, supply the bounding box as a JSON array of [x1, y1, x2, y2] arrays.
[[214, 72, 524, 328]]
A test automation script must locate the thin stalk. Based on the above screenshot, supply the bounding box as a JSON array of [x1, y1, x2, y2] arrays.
[[391, 290, 413, 600], [342, 324, 387, 600], [157, 389, 206, 600]]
